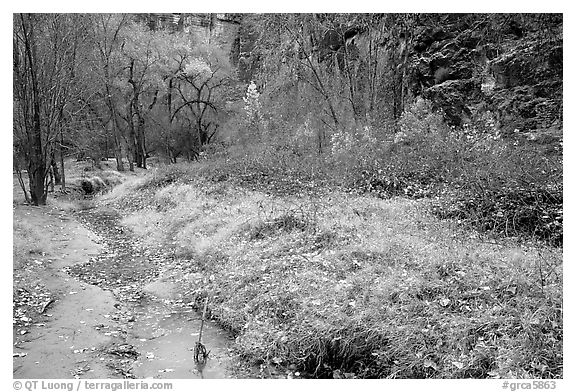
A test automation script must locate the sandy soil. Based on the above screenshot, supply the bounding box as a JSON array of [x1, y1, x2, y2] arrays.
[[13, 195, 240, 379], [13, 203, 123, 378]]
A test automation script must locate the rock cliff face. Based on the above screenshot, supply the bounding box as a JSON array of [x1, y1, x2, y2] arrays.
[[146, 13, 242, 69], [181, 14, 241, 65], [148, 13, 258, 81], [401, 14, 562, 136]]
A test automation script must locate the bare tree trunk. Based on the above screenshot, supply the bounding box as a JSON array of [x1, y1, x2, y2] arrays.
[[14, 154, 31, 204], [129, 116, 141, 170], [126, 111, 137, 172], [51, 155, 61, 185], [113, 132, 124, 171], [20, 14, 48, 205], [109, 103, 125, 172], [48, 165, 54, 192], [128, 58, 148, 169], [125, 135, 134, 172], [136, 105, 146, 169], [342, 39, 360, 126], [138, 118, 147, 169], [28, 157, 47, 205], [59, 127, 66, 191], [196, 110, 203, 151]]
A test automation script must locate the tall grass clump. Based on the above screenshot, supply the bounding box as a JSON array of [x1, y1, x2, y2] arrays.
[[135, 164, 195, 190], [13, 220, 50, 261]]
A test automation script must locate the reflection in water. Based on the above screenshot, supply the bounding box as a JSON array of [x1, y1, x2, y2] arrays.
[[195, 359, 206, 379], [127, 297, 233, 379]]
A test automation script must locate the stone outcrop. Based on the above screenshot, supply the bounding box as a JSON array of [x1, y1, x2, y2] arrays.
[[402, 14, 562, 135], [180, 14, 241, 65], [145, 13, 243, 70]]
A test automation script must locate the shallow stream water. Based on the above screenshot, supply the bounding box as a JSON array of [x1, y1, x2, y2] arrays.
[[127, 280, 234, 378], [71, 207, 237, 379]]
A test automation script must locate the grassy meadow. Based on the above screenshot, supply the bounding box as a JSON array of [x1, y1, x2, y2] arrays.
[[96, 162, 562, 378]]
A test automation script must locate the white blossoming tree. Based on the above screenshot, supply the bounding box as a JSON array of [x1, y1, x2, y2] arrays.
[[242, 81, 267, 142]]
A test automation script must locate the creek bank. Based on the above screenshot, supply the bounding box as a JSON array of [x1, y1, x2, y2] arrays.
[[67, 205, 242, 378]]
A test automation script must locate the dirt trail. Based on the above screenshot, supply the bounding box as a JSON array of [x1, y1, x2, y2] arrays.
[[13, 205, 122, 378], [14, 201, 238, 379]]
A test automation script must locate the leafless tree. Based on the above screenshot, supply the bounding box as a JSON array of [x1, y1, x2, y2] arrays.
[[13, 14, 86, 204]]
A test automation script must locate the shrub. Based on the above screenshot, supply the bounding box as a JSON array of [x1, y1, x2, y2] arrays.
[[329, 125, 383, 176], [351, 99, 563, 245], [248, 212, 313, 240], [80, 176, 106, 194], [136, 165, 193, 190]]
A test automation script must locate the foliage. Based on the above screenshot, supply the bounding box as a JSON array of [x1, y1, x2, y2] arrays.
[[233, 13, 562, 246], [13, 13, 563, 379], [433, 186, 562, 246], [339, 98, 562, 245], [43, 14, 240, 173], [134, 164, 192, 190], [108, 172, 562, 379], [202, 93, 563, 247], [243, 81, 262, 121]]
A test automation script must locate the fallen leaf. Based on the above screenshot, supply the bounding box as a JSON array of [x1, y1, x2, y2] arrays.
[[451, 361, 464, 369], [423, 359, 438, 370]]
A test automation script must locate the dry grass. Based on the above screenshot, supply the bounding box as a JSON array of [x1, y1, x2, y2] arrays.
[[105, 165, 563, 379], [13, 218, 50, 263]]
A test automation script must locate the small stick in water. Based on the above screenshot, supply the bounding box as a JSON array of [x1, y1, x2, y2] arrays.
[[194, 296, 210, 364]]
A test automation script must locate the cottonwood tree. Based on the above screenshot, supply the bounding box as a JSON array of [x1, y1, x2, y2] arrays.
[[145, 35, 234, 163], [115, 21, 169, 170], [87, 13, 130, 171], [135, 28, 198, 163], [84, 16, 227, 168], [171, 44, 233, 160], [13, 14, 88, 204], [143, 30, 194, 163]]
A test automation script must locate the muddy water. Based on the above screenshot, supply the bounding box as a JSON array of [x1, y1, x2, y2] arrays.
[[127, 274, 234, 379], [128, 299, 233, 378], [13, 205, 121, 379], [72, 207, 237, 379]]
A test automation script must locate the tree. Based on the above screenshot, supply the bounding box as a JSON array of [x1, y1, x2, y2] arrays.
[[117, 21, 167, 170], [242, 14, 420, 153], [88, 13, 130, 172], [144, 34, 235, 163], [171, 44, 233, 159], [13, 14, 87, 204]]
